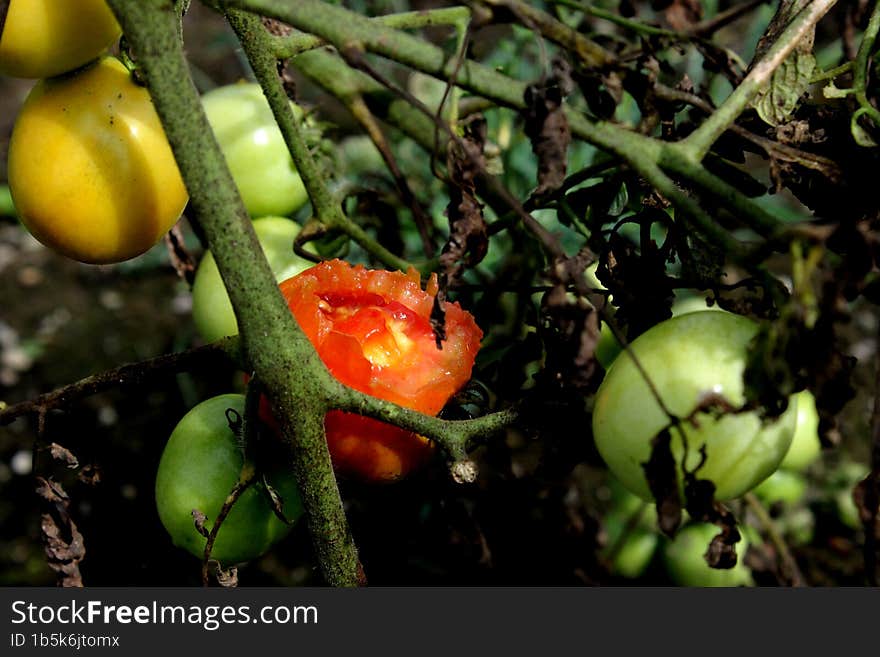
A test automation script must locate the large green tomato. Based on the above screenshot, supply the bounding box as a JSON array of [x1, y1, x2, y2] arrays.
[[191, 216, 315, 343], [155, 394, 303, 564], [662, 523, 754, 587], [201, 83, 309, 218], [596, 296, 724, 370], [0, 0, 121, 79], [593, 312, 798, 501]]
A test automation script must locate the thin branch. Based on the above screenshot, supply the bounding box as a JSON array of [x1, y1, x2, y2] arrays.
[[682, 0, 839, 161], [688, 0, 770, 37], [852, 0, 880, 134], [201, 468, 256, 586], [654, 84, 842, 180], [345, 95, 437, 256], [744, 492, 807, 587], [271, 7, 472, 59], [480, 0, 615, 68], [0, 341, 239, 426], [226, 9, 414, 273]]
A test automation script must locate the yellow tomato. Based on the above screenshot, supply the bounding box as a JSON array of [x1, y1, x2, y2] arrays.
[[8, 57, 188, 264], [0, 0, 121, 79]]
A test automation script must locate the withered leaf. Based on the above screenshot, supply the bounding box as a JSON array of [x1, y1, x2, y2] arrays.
[[538, 280, 602, 393], [705, 522, 742, 569], [523, 57, 573, 196], [749, 0, 817, 127], [642, 428, 682, 536], [192, 509, 210, 538], [36, 477, 85, 587], [49, 443, 79, 469]]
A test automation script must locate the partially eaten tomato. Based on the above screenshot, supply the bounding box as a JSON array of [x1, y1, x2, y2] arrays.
[[271, 259, 483, 482]]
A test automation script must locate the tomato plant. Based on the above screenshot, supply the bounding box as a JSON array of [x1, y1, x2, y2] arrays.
[[201, 82, 309, 218], [592, 312, 798, 501], [7, 56, 187, 264], [269, 259, 483, 482], [155, 394, 303, 565], [192, 216, 315, 343], [662, 523, 754, 587], [0, 0, 121, 79]]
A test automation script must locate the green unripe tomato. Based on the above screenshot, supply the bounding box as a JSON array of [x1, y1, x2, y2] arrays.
[[201, 83, 309, 218], [593, 312, 798, 501], [155, 394, 303, 564], [596, 299, 724, 370], [753, 469, 809, 506], [604, 519, 658, 579], [662, 523, 754, 587], [191, 217, 315, 343], [829, 461, 869, 530], [778, 507, 815, 546], [779, 390, 821, 472]]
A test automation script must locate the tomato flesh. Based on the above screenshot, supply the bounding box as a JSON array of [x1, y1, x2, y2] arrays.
[[274, 259, 483, 482]]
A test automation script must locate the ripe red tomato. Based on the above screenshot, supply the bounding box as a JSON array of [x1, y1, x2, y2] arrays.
[[271, 259, 483, 482]]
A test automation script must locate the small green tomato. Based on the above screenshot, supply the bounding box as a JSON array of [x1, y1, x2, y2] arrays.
[[155, 394, 303, 564], [201, 83, 309, 218], [191, 217, 315, 343], [662, 523, 754, 587]]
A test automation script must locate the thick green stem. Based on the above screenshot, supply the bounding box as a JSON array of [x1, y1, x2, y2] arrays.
[[105, 0, 362, 587], [659, 146, 783, 237], [682, 0, 838, 161]]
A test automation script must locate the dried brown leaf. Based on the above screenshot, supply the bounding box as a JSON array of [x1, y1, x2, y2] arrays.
[[49, 443, 79, 469], [36, 477, 85, 587], [642, 428, 682, 536], [523, 57, 573, 196]]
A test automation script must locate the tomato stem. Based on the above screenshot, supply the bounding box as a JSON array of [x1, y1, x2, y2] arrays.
[[105, 0, 363, 587]]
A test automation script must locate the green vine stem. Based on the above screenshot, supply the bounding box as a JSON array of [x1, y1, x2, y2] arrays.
[[272, 7, 472, 59], [744, 492, 806, 587], [478, 0, 615, 68], [680, 0, 838, 161], [852, 0, 880, 138], [105, 0, 363, 587], [226, 9, 413, 272], [217, 0, 783, 259]]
